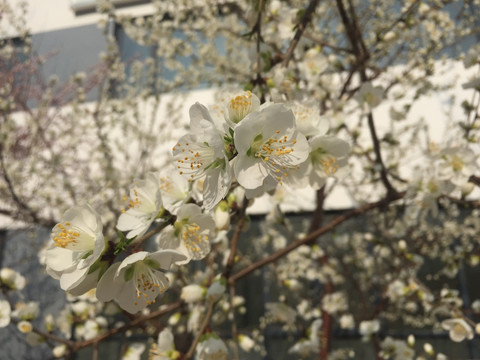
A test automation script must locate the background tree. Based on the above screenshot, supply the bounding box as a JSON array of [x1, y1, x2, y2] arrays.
[[1, 0, 480, 359]]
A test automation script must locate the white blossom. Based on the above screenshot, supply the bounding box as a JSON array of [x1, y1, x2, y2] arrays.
[[149, 327, 176, 359], [196, 334, 229, 360], [206, 279, 226, 302], [181, 284, 205, 303], [53, 344, 67, 358], [359, 319, 380, 338], [17, 320, 32, 333], [96, 250, 186, 314], [293, 135, 350, 189], [12, 301, 40, 321], [156, 203, 215, 263], [46, 204, 105, 295], [122, 343, 146, 360], [233, 103, 309, 190], [173, 103, 232, 210], [354, 82, 383, 111], [117, 172, 163, 239], [441, 318, 474, 342]]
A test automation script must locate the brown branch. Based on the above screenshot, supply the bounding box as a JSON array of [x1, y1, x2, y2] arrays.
[[282, 0, 321, 67], [255, 0, 264, 82], [469, 175, 480, 187], [222, 201, 247, 279], [183, 300, 215, 360], [228, 191, 405, 285], [336, 0, 398, 197], [366, 112, 398, 197], [71, 301, 182, 350]]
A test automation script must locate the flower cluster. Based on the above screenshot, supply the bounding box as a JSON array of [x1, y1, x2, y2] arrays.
[[40, 92, 349, 318], [173, 91, 350, 208]]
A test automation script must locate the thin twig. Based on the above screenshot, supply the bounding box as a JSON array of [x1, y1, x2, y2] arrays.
[[71, 301, 182, 350], [222, 201, 247, 279], [282, 0, 321, 67], [184, 300, 215, 360], [228, 191, 405, 285], [255, 0, 264, 81]]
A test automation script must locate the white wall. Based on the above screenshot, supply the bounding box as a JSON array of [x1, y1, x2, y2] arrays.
[[3, 0, 154, 36]]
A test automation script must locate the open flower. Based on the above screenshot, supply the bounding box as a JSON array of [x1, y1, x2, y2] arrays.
[[96, 250, 186, 314], [117, 172, 163, 239], [438, 146, 477, 186], [223, 90, 260, 126], [233, 103, 309, 190], [156, 203, 215, 263], [289, 101, 329, 138], [196, 333, 229, 360], [441, 318, 474, 342], [12, 301, 40, 321], [293, 135, 350, 189], [158, 170, 190, 214], [355, 82, 383, 111], [45, 204, 105, 295], [149, 327, 179, 360], [173, 103, 232, 210]]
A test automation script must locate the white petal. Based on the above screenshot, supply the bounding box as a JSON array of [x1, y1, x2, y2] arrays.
[[177, 204, 202, 219], [148, 250, 188, 270], [96, 262, 122, 302], [234, 155, 268, 189], [118, 252, 149, 273], [203, 165, 231, 210], [263, 104, 296, 136], [45, 247, 76, 272], [59, 267, 89, 292], [66, 267, 101, 297], [190, 102, 213, 133], [157, 227, 182, 251]]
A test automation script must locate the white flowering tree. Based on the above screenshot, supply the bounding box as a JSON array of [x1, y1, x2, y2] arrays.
[[1, 0, 480, 359]]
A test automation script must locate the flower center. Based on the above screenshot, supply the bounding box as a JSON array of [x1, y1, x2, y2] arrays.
[[450, 156, 464, 172], [133, 263, 166, 307], [453, 323, 467, 335], [248, 131, 298, 184], [181, 223, 208, 253], [320, 157, 338, 176], [228, 91, 254, 123], [53, 222, 81, 248], [128, 189, 142, 209], [174, 141, 216, 182], [311, 148, 338, 176], [159, 177, 173, 193]]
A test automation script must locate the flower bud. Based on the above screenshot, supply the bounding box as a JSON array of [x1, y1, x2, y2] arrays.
[[181, 284, 205, 303], [424, 343, 434, 355], [215, 201, 230, 231], [207, 279, 226, 302]]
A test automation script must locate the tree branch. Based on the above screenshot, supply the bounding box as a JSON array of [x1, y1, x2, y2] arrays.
[[282, 0, 321, 67], [228, 191, 405, 285], [183, 300, 215, 360]]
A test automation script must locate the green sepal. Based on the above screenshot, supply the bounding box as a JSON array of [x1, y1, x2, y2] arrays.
[[124, 265, 134, 282], [81, 250, 93, 260]]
